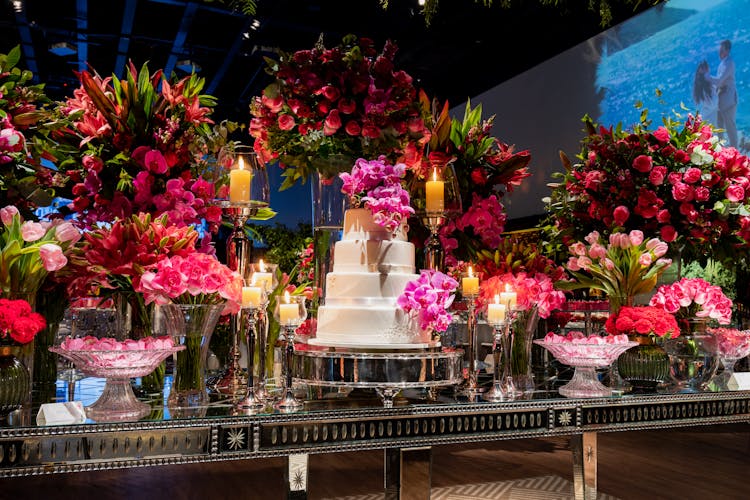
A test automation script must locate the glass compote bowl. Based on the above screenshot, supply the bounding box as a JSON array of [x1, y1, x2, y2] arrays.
[[534, 337, 637, 398], [50, 343, 183, 422], [702, 328, 750, 390]]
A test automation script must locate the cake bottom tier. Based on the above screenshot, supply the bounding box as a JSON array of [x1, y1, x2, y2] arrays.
[[314, 304, 431, 347]]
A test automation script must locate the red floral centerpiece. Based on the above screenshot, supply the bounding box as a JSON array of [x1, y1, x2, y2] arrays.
[[545, 111, 750, 266], [0, 298, 46, 346], [605, 305, 680, 338], [249, 34, 428, 188]]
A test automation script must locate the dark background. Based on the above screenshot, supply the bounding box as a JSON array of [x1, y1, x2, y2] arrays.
[[0, 0, 655, 124]]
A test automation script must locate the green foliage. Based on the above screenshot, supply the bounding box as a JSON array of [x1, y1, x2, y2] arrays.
[[247, 222, 312, 274]]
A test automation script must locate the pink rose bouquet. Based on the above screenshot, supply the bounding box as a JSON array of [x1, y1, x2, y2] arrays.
[[397, 270, 459, 333], [340, 156, 414, 233], [479, 271, 566, 319], [649, 277, 733, 325], [136, 252, 242, 315], [605, 305, 680, 338]]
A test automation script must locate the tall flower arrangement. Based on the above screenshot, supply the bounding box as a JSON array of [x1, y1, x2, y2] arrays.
[[57, 61, 234, 233], [0, 46, 68, 218], [544, 111, 750, 267], [411, 97, 532, 267], [249, 34, 428, 188]]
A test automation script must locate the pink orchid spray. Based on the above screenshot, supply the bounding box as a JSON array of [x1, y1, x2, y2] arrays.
[[397, 270, 458, 333], [340, 156, 414, 233]]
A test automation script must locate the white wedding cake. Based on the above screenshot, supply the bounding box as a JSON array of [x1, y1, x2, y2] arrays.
[[311, 208, 432, 348]]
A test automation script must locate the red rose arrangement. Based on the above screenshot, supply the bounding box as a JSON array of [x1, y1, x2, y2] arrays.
[[545, 111, 750, 266], [605, 305, 680, 338], [0, 298, 46, 345], [249, 34, 428, 189]]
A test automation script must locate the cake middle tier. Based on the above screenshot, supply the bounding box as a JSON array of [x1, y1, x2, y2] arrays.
[[333, 239, 415, 273], [323, 271, 419, 304]]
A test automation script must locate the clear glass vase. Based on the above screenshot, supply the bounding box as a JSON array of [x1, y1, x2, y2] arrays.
[[310, 162, 349, 314], [0, 346, 31, 416], [661, 318, 718, 393], [510, 307, 539, 394], [162, 303, 224, 415]]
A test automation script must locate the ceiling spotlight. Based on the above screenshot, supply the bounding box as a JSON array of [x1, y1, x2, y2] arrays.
[[11, 0, 23, 13], [417, 0, 426, 6], [251, 19, 260, 30], [176, 59, 201, 73], [48, 42, 77, 56]]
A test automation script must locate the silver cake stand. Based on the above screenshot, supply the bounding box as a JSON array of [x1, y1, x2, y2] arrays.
[[291, 347, 464, 407]]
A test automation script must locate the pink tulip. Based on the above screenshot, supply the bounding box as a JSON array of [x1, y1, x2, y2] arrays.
[[54, 221, 82, 243], [39, 243, 67, 271], [0, 205, 19, 226], [20, 221, 46, 242]]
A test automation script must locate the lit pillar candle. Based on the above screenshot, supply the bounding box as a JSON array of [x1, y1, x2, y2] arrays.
[[487, 294, 507, 324], [252, 259, 273, 291], [229, 155, 253, 202], [462, 266, 479, 296], [279, 291, 299, 324], [242, 285, 262, 308], [499, 285, 517, 310], [425, 167, 445, 212]]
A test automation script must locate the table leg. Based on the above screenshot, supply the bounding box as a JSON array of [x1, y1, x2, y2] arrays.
[[286, 453, 308, 499], [384, 447, 432, 500], [571, 432, 597, 500]]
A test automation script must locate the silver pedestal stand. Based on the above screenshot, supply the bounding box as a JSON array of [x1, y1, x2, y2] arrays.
[[292, 347, 464, 408], [213, 201, 266, 397]]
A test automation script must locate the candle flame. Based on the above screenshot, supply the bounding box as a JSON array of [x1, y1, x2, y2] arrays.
[[432, 167, 438, 182], [284, 290, 291, 303], [238, 156, 245, 170], [250, 274, 257, 286], [468, 266, 473, 278], [258, 259, 265, 272], [505, 283, 512, 293], [494, 294, 500, 304]]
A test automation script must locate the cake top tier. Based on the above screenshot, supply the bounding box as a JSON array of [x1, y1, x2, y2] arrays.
[[343, 208, 408, 242]]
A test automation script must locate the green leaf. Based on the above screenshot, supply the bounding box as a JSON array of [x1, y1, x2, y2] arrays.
[[6, 45, 21, 69]]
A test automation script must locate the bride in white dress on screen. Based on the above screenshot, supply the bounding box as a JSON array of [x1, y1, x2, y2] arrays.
[[693, 60, 718, 126]]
